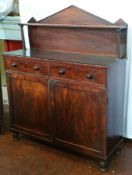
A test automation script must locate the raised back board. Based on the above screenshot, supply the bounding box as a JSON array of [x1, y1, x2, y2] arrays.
[[20, 5, 127, 58]]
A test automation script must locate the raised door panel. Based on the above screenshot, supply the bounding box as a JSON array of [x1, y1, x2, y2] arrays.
[[7, 73, 51, 141], [51, 81, 107, 156]]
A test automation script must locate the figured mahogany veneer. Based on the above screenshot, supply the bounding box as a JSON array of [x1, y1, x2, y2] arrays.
[[3, 5, 127, 171], [4, 56, 107, 86], [4, 57, 48, 76], [49, 61, 107, 86], [25, 6, 127, 59]]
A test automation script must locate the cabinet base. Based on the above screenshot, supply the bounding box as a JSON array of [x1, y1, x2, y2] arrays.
[[0, 126, 2, 134], [10, 130, 124, 171], [12, 132, 21, 141], [99, 160, 108, 171], [114, 143, 123, 155]]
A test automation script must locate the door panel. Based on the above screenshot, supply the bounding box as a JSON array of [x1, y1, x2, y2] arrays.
[[51, 81, 106, 153], [7, 73, 51, 141]]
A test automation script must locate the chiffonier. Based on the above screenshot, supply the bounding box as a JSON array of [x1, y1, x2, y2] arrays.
[[3, 6, 127, 170]]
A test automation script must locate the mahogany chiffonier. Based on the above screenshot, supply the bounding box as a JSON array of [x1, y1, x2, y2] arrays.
[[3, 6, 127, 170]]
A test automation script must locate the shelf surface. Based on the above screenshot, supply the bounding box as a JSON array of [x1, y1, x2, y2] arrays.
[[3, 49, 117, 67], [19, 23, 126, 29]]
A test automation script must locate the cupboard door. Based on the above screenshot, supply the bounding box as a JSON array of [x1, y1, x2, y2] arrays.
[[51, 81, 106, 155], [7, 73, 51, 141]]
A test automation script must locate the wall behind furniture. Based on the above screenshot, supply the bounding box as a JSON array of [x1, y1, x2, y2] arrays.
[[19, 0, 132, 138]]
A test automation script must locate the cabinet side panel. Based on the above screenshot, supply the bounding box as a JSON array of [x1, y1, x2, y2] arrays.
[[107, 60, 126, 155], [117, 29, 127, 59]]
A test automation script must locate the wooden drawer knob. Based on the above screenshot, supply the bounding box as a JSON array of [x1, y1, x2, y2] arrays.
[[86, 73, 94, 79], [33, 66, 40, 71], [59, 69, 65, 75], [12, 63, 17, 67]]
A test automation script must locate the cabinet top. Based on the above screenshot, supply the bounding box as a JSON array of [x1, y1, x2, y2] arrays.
[[3, 49, 116, 67], [4, 6, 127, 61], [19, 6, 127, 59]]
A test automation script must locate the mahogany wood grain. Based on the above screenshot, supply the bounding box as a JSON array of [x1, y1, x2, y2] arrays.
[[27, 5, 127, 58], [49, 61, 107, 86], [3, 49, 115, 66], [2, 5, 127, 170], [3, 50, 126, 166], [4, 58, 49, 76], [33, 5, 112, 25], [7, 73, 52, 141], [50, 80, 107, 158], [29, 27, 118, 57]]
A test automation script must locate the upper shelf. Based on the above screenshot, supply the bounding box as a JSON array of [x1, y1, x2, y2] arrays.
[[19, 23, 126, 29], [19, 5, 127, 59], [19, 5, 127, 29]]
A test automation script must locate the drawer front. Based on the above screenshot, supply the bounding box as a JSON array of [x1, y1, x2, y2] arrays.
[[4, 58, 48, 76], [50, 62, 76, 80], [75, 65, 107, 85], [50, 62, 107, 86]]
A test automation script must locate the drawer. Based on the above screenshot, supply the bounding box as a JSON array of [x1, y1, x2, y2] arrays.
[[75, 64, 107, 85], [50, 62, 107, 86], [4, 58, 48, 76], [50, 62, 76, 80]]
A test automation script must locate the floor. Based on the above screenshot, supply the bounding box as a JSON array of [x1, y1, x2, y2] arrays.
[[0, 105, 132, 175]]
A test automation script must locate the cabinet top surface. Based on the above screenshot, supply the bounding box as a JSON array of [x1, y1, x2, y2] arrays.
[[3, 49, 116, 67]]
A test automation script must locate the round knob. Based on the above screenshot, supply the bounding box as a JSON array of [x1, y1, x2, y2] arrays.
[[59, 69, 65, 75], [12, 62, 17, 67], [86, 73, 93, 79], [33, 66, 40, 71]]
